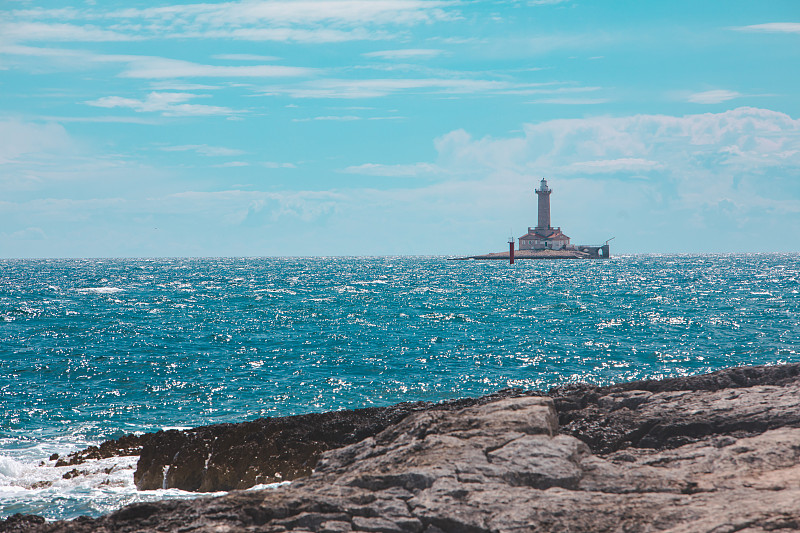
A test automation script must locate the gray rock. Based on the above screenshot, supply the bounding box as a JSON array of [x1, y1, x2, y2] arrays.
[[19, 363, 800, 533]]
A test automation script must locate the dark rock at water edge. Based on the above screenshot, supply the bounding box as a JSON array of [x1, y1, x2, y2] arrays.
[[0, 514, 45, 532], [53, 433, 155, 468], [134, 390, 533, 491]]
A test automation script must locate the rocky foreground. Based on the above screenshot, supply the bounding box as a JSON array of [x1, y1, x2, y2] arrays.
[[8, 363, 800, 532]]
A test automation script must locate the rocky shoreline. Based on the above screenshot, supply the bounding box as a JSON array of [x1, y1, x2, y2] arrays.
[[450, 249, 594, 260], [6, 363, 800, 532]]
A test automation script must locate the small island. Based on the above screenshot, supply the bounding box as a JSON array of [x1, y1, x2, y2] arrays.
[[453, 178, 610, 260]]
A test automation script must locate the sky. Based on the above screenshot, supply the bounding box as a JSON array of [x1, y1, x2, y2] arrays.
[[1, 0, 799, 257]]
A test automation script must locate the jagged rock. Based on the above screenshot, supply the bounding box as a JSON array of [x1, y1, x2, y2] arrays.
[[553, 362, 800, 453], [54, 433, 154, 467], [27, 363, 800, 532], [133, 389, 532, 492], [0, 514, 46, 533]]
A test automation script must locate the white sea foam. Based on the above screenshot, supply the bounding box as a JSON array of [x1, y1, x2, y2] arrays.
[[77, 287, 125, 294], [0, 453, 223, 520], [247, 481, 291, 491], [0, 456, 26, 479]]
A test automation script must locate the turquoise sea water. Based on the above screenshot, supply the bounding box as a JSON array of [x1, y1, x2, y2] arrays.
[[1, 254, 798, 520]]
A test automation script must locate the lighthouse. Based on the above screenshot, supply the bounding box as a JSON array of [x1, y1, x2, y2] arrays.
[[455, 177, 611, 260], [535, 178, 552, 230], [518, 178, 571, 250]]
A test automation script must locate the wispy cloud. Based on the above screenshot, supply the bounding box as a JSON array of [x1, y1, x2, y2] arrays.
[[4, 227, 47, 241], [293, 115, 362, 122], [264, 77, 568, 99], [105, 2, 456, 27], [212, 54, 281, 61], [158, 189, 345, 224], [0, 22, 135, 42], [363, 49, 445, 60], [119, 57, 313, 79], [688, 90, 741, 104], [6, 1, 458, 44], [37, 115, 160, 125], [148, 82, 222, 91], [567, 158, 662, 173], [86, 92, 236, 116], [342, 162, 442, 177], [160, 144, 246, 156], [527, 97, 609, 105], [0, 45, 314, 83], [733, 23, 800, 34]]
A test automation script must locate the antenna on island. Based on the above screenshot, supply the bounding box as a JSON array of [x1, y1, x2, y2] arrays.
[[604, 237, 616, 245]]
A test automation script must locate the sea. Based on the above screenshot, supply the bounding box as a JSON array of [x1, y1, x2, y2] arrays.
[[1, 254, 798, 521]]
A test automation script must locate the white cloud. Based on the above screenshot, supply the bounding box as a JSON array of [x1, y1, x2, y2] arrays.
[[439, 107, 800, 173], [363, 48, 445, 60], [148, 82, 222, 91], [688, 90, 742, 104], [160, 144, 246, 156], [0, 45, 314, 84], [734, 23, 800, 34], [0, 119, 74, 165], [36, 115, 159, 125], [342, 162, 443, 177], [293, 115, 362, 122], [0, 22, 135, 42], [158, 189, 345, 224], [213, 161, 250, 167], [527, 97, 609, 105], [194, 27, 384, 43], [428, 108, 800, 226], [120, 57, 313, 79], [107, 1, 456, 27], [567, 158, 662, 173], [5, 227, 47, 240], [7, 1, 458, 44], [86, 92, 236, 116], [264, 77, 562, 99], [212, 54, 281, 61], [262, 162, 297, 168]]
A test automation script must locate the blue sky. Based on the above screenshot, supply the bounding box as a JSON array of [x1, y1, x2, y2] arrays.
[[1, 0, 799, 257]]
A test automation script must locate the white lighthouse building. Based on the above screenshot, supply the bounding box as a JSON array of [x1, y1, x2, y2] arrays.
[[518, 178, 571, 250]]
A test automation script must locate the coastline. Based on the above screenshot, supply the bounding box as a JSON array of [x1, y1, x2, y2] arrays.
[[8, 362, 800, 532]]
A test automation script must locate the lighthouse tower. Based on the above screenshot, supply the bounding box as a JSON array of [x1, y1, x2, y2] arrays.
[[518, 178, 571, 251], [535, 178, 552, 230]]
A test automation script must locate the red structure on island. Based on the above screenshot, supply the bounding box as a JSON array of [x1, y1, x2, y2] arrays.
[[454, 178, 610, 260]]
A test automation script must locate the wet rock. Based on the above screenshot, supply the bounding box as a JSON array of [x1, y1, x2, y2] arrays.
[[55, 433, 155, 467], [133, 389, 532, 491], [0, 514, 45, 532]]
